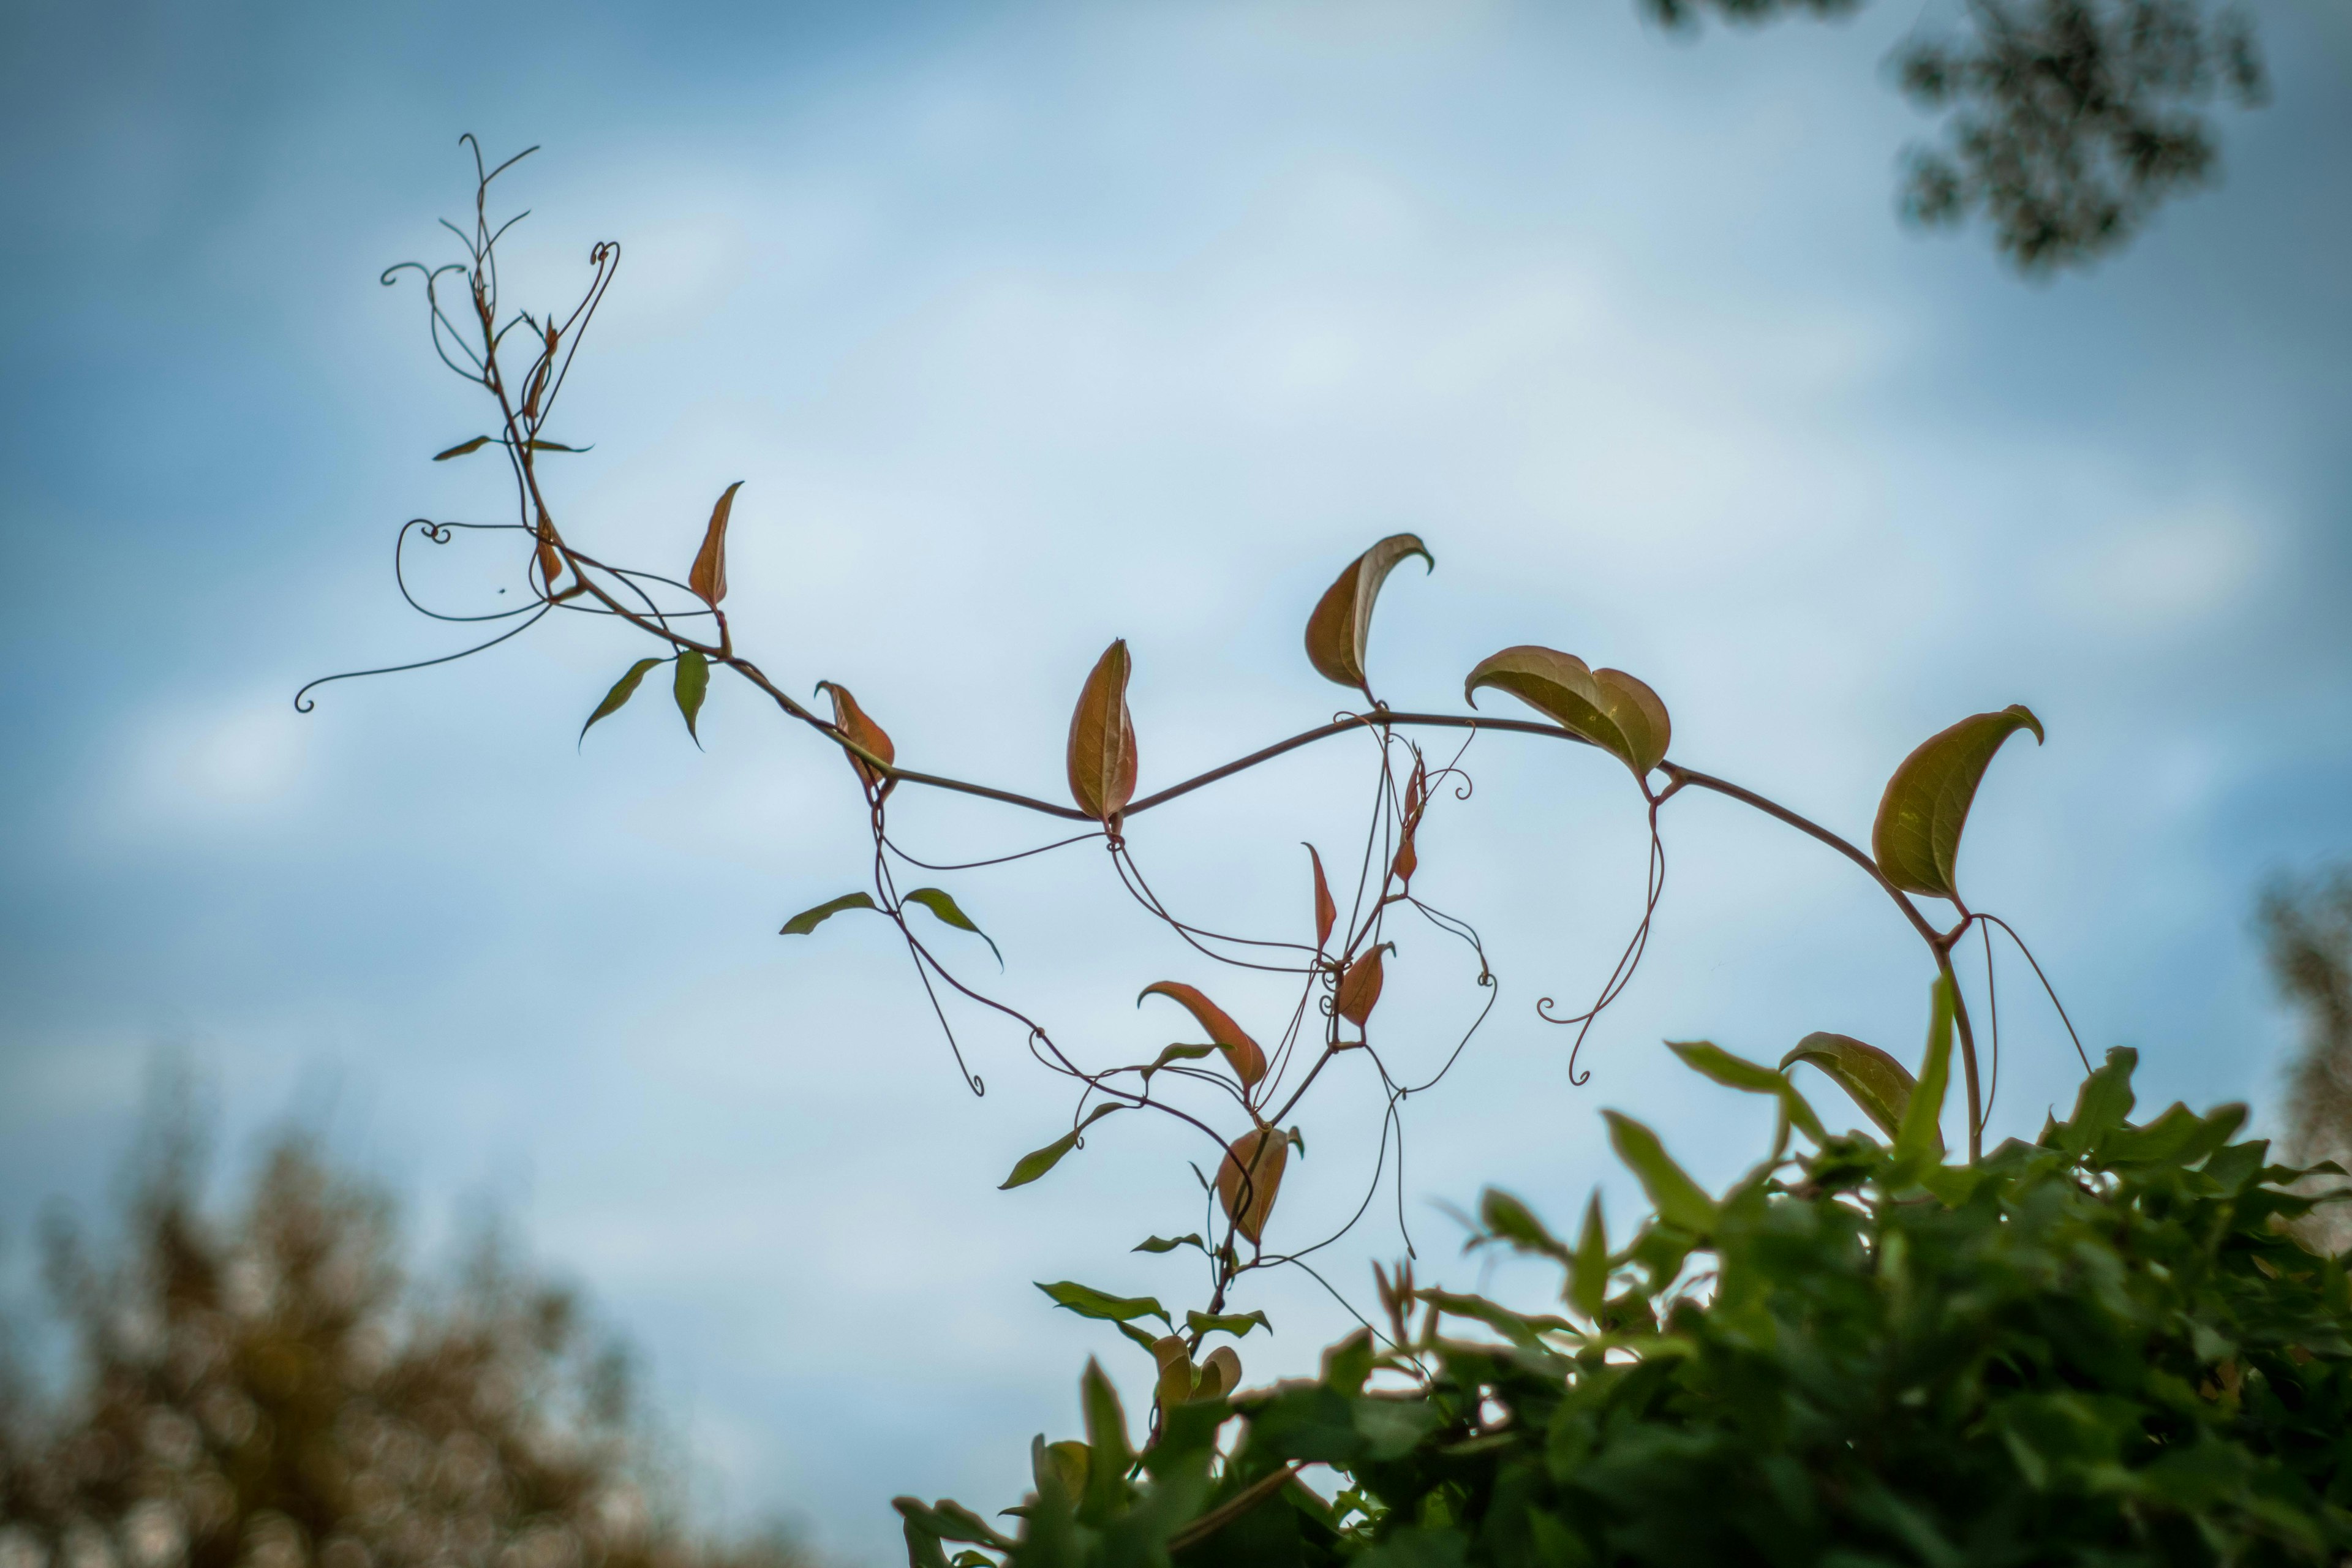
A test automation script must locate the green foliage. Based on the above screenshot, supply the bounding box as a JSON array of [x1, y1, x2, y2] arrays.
[[911, 1046, 2352, 1567]]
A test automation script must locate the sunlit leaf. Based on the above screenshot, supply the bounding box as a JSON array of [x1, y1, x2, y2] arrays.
[[673, 649, 710, 742], [1065, 639, 1138, 824], [432, 435, 494, 460], [1137, 982, 1266, 1088], [1894, 978, 1956, 1168], [1303, 533, 1434, 698], [1185, 1308, 1272, 1340], [579, 658, 663, 743], [1667, 1039, 1828, 1145], [1464, 646, 1671, 778], [815, 679, 897, 799], [1870, 704, 2044, 899], [1336, 944, 1390, 1028], [1000, 1104, 1123, 1190], [1569, 1193, 1608, 1322], [1779, 1032, 1917, 1142], [688, 481, 742, 607], [1133, 1233, 1205, 1254], [779, 891, 877, 937], [1604, 1111, 1717, 1236], [902, 887, 1002, 967], [1307, 844, 1336, 950], [1216, 1126, 1289, 1245], [1035, 1281, 1170, 1329]]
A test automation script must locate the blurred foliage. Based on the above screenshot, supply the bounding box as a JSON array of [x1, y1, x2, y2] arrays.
[[906, 1028, 2352, 1566], [1643, 0, 2266, 271], [2263, 865, 2352, 1255], [0, 1108, 813, 1568]]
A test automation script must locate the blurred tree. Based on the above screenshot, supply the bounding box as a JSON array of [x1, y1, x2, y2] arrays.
[[1644, 0, 2267, 271], [0, 1107, 813, 1568], [2261, 864, 2352, 1251]]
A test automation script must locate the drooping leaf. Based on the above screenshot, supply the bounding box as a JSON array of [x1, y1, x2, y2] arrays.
[[1304, 534, 1434, 697], [1479, 1188, 1570, 1263], [1392, 829, 1417, 886], [1895, 978, 1956, 1167], [1000, 1104, 1123, 1190], [1307, 844, 1336, 950], [1216, 1126, 1289, 1245], [433, 435, 494, 460], [1870, 704, 2045, 900], [1464, 646, 1671, 779], [1065, 639, 1138, 824], [1779, 1032, 1917, 1142], [673, 648, 710, 742], [526, 440, 587, 453], [1569, 1192, 1608, 1322], [535, 511, 565, 592], [1137, 982, 1266, 1088], [903, 888, 1002, 967], [1667, 1040, 1828, 1145], [579, 658, 663, 742], [1604, 1111, 1717, 1235], [779, 891, 878, 936], [1137, 1043, 1216, 1086], [1133, 1233, 1205, 1254], [1185, 1308, 1272, 1340], [1336, 944, 1390, 1028], [688, 480, 742, 606], [815, 679, 897, 799], [1035, 1281, 1171, 1329]]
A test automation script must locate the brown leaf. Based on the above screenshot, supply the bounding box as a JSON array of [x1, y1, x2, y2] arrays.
[[1199, 1345, 1242, 1400], [688, 481, 743, 606], [535, 510, 564, 592], [1392, 831, 1417, 887], [1138, 981, 1267, 1089], [816, 680, 897, 800], [1308, 845, 1336, 951], [1303, 534, 1433, 697], [1065, 639, 1138, 824], [1336, 944, 1390, 1028], [1216, 1126, 1289, 1245]]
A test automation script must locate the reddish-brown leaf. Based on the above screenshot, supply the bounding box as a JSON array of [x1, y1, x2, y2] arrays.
[[1392, 831, 1417, 887], [688, 481, 742, 606], [1138, 981, 1267, 1089], [816, 680, 896, 800], [1303, 535, 1433, 698], [1216, 1126, 1289, 1245], [1308, 845, 1336, 951], [1065, 639, 1138, 824], [1336, 944, 1390, 1028]]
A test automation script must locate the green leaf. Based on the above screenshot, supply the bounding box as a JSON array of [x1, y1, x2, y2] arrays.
[[1870, 704, 2044, 899], [891, 1499, 1012, 1553], [1035, 1281, 1171, 1330], [1667, 1039, 1828, 1145], [1185, 1308, 1272, 1340], [1464, 646, 1671, 778], [1137, 1043, 1215, 1087], [779, 892, 877, 937], [673, 648, 710, 743], [526, 439, 588, 453], [1415, 1289, 1574, 1349], [579, 658, 663, 744], [1894, 978, 1956, 1168], [1780, 1032, 1917, 1142], [1479, 1188, 1570, 1264], [2058, 1046, 2139, 1156], [902, 887, 1002, 967], [1078, 1358, 1133, 1515], [433, 435, 494, 460], [1604, 1112, 1718, 1235], [1133, 1233, 1204, 1254], [1000, 1104, 1122, 1190], [1569, 1192, 1608, 1322]]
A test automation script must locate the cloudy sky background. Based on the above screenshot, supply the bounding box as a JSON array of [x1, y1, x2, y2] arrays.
[[4, 0, 2350, 1560]]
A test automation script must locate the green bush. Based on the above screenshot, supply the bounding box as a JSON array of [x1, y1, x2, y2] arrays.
[[902, 1016, 2352, 1567]]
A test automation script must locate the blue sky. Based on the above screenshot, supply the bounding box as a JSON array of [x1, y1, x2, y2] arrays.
[[4, 1, 2349, 1561]]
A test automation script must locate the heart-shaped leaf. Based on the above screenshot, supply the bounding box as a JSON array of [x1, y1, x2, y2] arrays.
[[1666, 1039, 1829, 1145], [816, 680, 896, 799], [1305, 534, 1433, 698], [1603, 1111, 1716, 1236], [1870, 704, 2044, 900], [580, 658, 663, 743], [903, 888, 1001, 967], [1779, 1033, 1917, 1142], [1138, 982, 1266, 1088], [1336, 944, 1390, 1028], [673, 649, 710, 742], [1000, 1103, 1122, 1189], [1065, 639, 1137, 824], [1464, 646, 1670, 779], [433, 435, 494, 461], [780, 891, 878, 937], [688, 481, 742, 606], [1216, 1126, 1289, 1245]]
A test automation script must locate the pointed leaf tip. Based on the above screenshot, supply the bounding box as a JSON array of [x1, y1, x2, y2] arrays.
[[673, 648, 710, 742], [780, 891, 878, 937], [816, 680, 897, 799], [1065, 639, 1137, 824], [1336, 944, 1390, 1027], [580, 658, 663, 742], [688, 481, 742, 606], [1306, 845, 1336, 950], [1304, 534, 1433, 697], [1216, 1126, 1289, 1244], [433, 435, 494, 461], [1000, 1104, 1121, 1189], [1603, 1110, 1717, 1235], [1137, 982, 1266, 1088], [904, 888, 1002, 967], [1780, 1032, 1917, 1142], [1871, 704, 2043, 900], [1464, 646, 1670, 778]]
